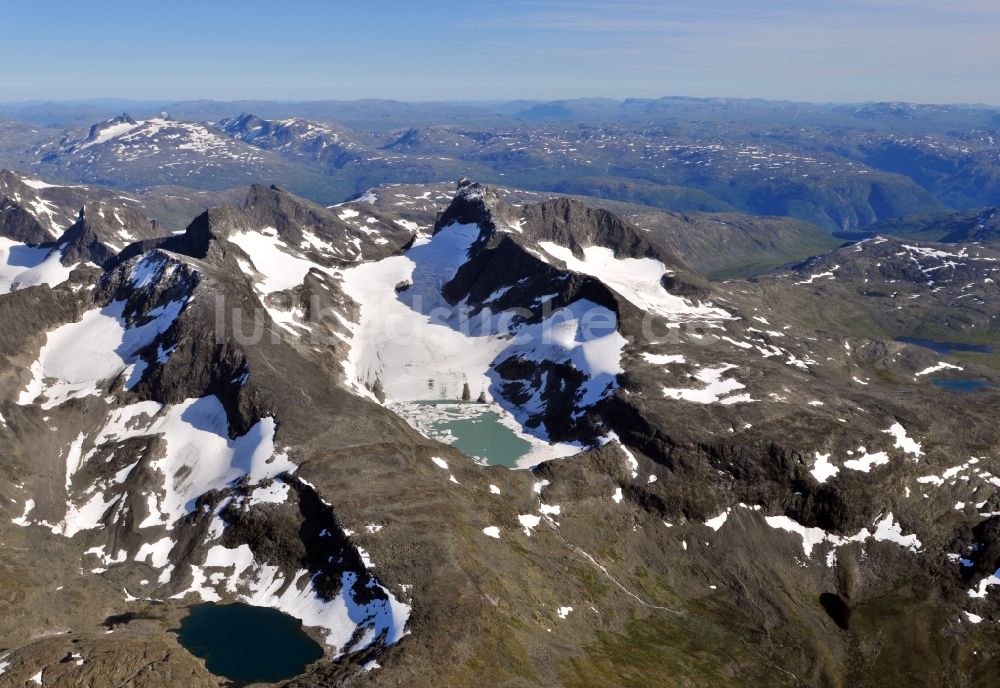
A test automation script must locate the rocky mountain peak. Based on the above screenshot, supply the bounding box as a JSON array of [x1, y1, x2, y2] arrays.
[[85, 113, 138, 141], [0, 170, 88, 242], [218, 112, 267, 137], [58, 208, 114, 266], [180, 205, 252, 253], [0, 198, 51, 244], [0, 168, 26, 189], [521, 196, 654, 260], [434, 180, 512, 236], [107, 204, 250, 274], [386, 127, 422, 149], [435, 182, 712, 303], [58, 201, 159, 266], [240, 183, 414, 261], [242, 183, 344, 241]]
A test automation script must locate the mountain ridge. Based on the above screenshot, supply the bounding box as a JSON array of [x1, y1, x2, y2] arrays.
[[1, 176, 1000, 686]]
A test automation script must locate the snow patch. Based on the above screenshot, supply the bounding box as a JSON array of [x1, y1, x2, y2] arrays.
[[642, 353, 685, 365], [0, 238, 75, 293], [18, 297, 187, 409], [518, 514, 541, 536], [705, 509, 729, 531], [884, 422, 923, 457], [810, 452, 839, 483], [230, 228, 329, 294], [662, 364, 754, 405], [915, 362, 963, 378], [843, 448, 890, 473], [537, 242, 730, 323]]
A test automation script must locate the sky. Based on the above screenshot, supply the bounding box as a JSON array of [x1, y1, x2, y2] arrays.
[[2, 0, 998, 104]]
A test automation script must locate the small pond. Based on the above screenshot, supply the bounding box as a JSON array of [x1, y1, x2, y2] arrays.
[[932, 378, 996, 394], [895, 337, 994, 355], [175, 603, 324, 686]]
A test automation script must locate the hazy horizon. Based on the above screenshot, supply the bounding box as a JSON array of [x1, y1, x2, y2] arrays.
[[3, 0, 998, 105], [0, 95, 997, 109]]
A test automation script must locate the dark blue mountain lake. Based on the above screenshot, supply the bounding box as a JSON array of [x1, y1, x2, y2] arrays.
[[896, 337, 994, 355], [175, 604, 324, 686], [932, 378, 996, 393]]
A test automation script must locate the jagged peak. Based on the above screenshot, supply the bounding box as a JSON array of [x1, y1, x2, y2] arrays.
[[86, 112, 138, 139], [520, 197, 656, 259], [241, 183, 336, 234], [438, 180, 665, 262], [95, 248, 201, 330], [219, 112, 265, 131], [56, 201, 157, 266], [59, 211, 114, 266], [106, 203, 249, 271], [111, 112, 138, 125], [434, 180, 510, 236], [185, 204, 252, 243], [0, 168, 22, 185], [242, 183, 359, 233], [436, 180, 711, 302], [244, 182, 297, 208]]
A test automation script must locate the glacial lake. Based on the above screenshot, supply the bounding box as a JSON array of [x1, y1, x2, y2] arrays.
[[391, 401, 535, 468], [932, 378, 996, 394], [175, 604, 324, 686], [895, 337, 994, 355]]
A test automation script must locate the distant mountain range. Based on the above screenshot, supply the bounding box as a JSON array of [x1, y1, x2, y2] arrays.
[[3, 97, 1000, 131], [2, 99, 1000, 231]]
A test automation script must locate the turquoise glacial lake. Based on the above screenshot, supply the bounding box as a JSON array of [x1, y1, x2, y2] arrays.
[[392, 401, 534, 468]]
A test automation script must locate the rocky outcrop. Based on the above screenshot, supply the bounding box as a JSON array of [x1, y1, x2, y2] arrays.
[[242, 183, 413, 261], [0, 198, 53, 244], [59, 202, 161, 265]]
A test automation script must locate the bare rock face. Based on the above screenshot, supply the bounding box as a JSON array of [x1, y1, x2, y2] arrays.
[[241, 183, 414, 262], [0, 197, 54, 244], [433, 180, 515, 238], [59, 202, 162, 266], [372, 377, 386, 403]]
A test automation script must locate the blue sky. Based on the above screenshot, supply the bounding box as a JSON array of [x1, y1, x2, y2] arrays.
[[2, 0, 998, 104]]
